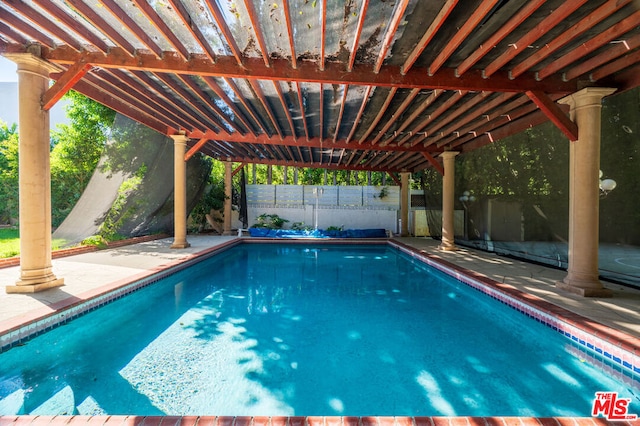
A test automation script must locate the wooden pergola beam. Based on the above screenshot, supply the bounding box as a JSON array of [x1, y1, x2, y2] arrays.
[[526, 91, 578, 141], [41, 49, 578, 94], [185, 138, 208, 161], [422, 152, 444, 176], [42, 61, 92, 111]]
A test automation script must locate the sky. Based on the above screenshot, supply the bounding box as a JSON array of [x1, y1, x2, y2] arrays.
[[0, 56, 70, 127], [0, 57, 17, 82]]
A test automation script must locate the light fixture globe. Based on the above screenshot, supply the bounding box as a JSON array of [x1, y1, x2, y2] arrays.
[[600, 178, 617, 192]]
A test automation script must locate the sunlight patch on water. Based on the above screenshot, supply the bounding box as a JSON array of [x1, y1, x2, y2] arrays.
[[416, 370, 455, 416], [328, 397, 344, 413], [542, 363, 583, 388], [119, 294, 294, 415]]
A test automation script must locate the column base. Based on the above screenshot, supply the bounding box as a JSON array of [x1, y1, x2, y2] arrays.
[[170, 240, 191, 249], [7, 277, 64, 294], [222, 230, 235, 236], [439, 244, 458, 252], [556, 280, 613, 298]]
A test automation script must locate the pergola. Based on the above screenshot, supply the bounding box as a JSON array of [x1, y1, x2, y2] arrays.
[[1, 0, 639, 296]]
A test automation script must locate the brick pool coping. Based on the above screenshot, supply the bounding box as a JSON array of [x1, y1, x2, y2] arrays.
[[2, 238, 640, 423], [0, 415, 631, 426]]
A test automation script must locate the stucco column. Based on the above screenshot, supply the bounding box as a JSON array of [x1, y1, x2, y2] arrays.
[[223, 160, 233, 235], [400, 172, 410, 236], [5, 53, 64, 293], [170, 134, 190, 249], [556, 88, 616, 297], [440, 151, 459, 251]]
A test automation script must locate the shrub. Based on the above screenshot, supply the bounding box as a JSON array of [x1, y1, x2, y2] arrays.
[[252, 213, 289, 229]]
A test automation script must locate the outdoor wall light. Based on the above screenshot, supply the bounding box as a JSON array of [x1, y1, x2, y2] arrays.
[[459, 190, 476, 203], [599, 170, 617, 196]]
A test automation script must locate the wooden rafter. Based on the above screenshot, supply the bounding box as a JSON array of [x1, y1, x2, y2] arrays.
[[248, 79, 283, 139], [375, 0, 410, 74], [295, 82, 310, 141], [382, 89, 444, 145], [319, 83, 324, 141], [420, 92, 489, 147], [3, 0, 82, 51], [428, 0, 500, 76], [100, 0, 163, 59], [348, 0, 370, 72], [203, 0, 243, 66], [154, 72, 225, 132], [333, 85, 349, 142], [565, 33, 640, 81], [176, 74, 245, 134], [432, 92, 519, 147], [461, 109, 552, 153], [167, 0, 217, 63], [483, 0, 588, 78], [0, 16, 55, 47], [282, 0, 296, 69], [72, 79, 170, 135], [224, 77, 270, 136], [536, 10, 640, 81], [320, 0, 327, 71], [456, 0, 545, 77], [346, 86, 372, 143], [591, 49, 640, 82], [449, 100, 541, 149], [273, 81, 297, 140], [398, 91, 468, 146], [402, 0, 458, 75], [359, 87, 398, 143], [129, 70, 208, 131], [201, 76, 255, 135], [64, 0, 136, 57], [31, 0, 111, 54], [189, 129, 438, 154], [374, 88, 420, 146], [86, 71, 187, 131], [243, 0, 270, 68]]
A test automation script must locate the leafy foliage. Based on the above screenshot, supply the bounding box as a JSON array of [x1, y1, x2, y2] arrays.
[[50, 91, 116, 226], [252, 213, 289, 229], [0, 122, 19, 223]]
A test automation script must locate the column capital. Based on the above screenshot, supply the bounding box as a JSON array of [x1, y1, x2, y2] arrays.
[[169, 133, 189, 145], [440, 151, 460, 160], [559, 87, 617, 109], [3, 53, 60, 78]]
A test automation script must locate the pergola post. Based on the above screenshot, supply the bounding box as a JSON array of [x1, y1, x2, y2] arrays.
[[223, 160, 233, 235], [400, 172, 410, 236], [5, 53, 64, 293], [556, 87, 616, 297], [170, 133, 190, 249], [440, 151, 459, 251]]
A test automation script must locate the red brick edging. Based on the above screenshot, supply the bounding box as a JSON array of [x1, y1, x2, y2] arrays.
[[0, 415, 629, 426], [0, 234, 169, 269]]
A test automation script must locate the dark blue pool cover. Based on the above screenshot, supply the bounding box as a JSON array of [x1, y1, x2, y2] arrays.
[[248, 228, 388, 238]]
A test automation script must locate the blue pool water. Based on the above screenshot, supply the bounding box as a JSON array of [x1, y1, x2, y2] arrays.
[[0, 243, 639, 417]]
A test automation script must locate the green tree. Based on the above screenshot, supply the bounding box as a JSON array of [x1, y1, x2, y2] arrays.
[[0, 122, 19, 223]]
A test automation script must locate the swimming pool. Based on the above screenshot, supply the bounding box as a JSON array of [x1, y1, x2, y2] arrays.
[[0, 241, 639, 417]]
